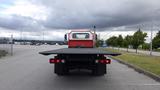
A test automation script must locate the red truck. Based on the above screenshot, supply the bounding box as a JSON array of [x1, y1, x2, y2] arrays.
[[40, 30, 120, 76]]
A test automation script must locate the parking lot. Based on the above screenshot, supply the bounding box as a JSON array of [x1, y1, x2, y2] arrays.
[[0, 45, 160, 90]]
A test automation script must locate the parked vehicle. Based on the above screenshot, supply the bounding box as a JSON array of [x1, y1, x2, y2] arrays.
[[40, 30, 120, 75]]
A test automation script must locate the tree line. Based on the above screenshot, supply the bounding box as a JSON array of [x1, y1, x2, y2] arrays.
[[106, 29, 160, 52]]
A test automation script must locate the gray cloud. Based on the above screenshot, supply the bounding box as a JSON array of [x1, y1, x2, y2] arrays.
[[0, 0, 160, 31], [36, 0, 160, 29], [0, 15, 42, 31]]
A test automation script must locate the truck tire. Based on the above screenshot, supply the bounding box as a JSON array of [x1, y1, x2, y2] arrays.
[[92, 64, 106, 76], [54, 63, 69, 76]]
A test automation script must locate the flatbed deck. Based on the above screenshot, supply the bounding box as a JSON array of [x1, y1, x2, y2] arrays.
[[39, 48, 120, 56]]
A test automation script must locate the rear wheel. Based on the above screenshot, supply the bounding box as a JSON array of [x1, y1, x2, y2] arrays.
[[92, 64, 106, 76], [54, 63, 69, 76]]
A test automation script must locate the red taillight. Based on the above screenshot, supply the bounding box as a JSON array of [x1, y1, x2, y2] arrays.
[[100, 60, 104, 63], [49, 58, 61, 64], [56, 59, 60, 63], [99, 59, 111, 64]]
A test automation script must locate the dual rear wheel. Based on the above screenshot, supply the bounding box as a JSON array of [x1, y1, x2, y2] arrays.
[[54, 63, 106, 76]]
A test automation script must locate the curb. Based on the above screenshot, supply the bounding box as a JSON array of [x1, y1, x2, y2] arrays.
[[110, 56, 160, 82]]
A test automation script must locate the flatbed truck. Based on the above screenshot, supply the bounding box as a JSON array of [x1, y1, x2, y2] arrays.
[[39, 30, 120, 75]]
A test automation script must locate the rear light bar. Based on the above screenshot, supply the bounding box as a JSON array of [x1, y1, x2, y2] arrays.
[[49, 58, 65, 64], [95, 59, 111, 64]]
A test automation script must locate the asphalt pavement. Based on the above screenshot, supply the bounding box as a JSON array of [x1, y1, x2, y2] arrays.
[[0, 45, 160, 90]]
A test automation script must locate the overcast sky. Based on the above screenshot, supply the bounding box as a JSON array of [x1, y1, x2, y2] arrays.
[[0, 0, 160, 42]]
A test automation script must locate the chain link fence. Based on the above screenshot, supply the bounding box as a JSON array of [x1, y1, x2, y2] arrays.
[[0, 37, 12, 55]]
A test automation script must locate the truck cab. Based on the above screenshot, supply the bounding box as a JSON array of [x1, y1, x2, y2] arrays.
[[65, 30, 97, 48]]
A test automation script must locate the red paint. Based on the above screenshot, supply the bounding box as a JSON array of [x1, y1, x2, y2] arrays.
[[68, 40, 94, 48], [99, 59, 111, 64], [67, 30, 96, 48], [49, 58, 61, 64]]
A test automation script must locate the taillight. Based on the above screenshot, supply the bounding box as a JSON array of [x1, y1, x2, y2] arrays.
[[99, 59, 111, 64], [49, 58, 63, 64]]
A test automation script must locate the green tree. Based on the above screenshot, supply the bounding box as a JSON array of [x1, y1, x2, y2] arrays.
[[152, 31, 160, 49], [106, 36, 118, 47], [142, 43, 150, 50], [117, 35, 123, 47], [96, 39, 103, 47], [131, 28, 147, 53], [123, 35, 133, 52]]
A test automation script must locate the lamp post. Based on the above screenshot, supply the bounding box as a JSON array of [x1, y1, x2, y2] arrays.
[[20, 29, 23, 45], [93, 26, 96, 47], [93, 26, 96, 35], [150, 22, 153, 56], [10, 34, 13, 56], [149, 9, 160, 55]]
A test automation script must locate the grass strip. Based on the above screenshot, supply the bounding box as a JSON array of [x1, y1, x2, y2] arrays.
[[106, 48, 160, 76]]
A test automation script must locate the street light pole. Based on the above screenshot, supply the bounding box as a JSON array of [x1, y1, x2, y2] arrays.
[[93, 26, 96, 35], [149, 9, 159, 56], [20, 29, 23, 45], [93, 26, 96, 47], [42, 32, 44, 44], [150, 25, 153, 56], [11, 34, 13, 56]]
